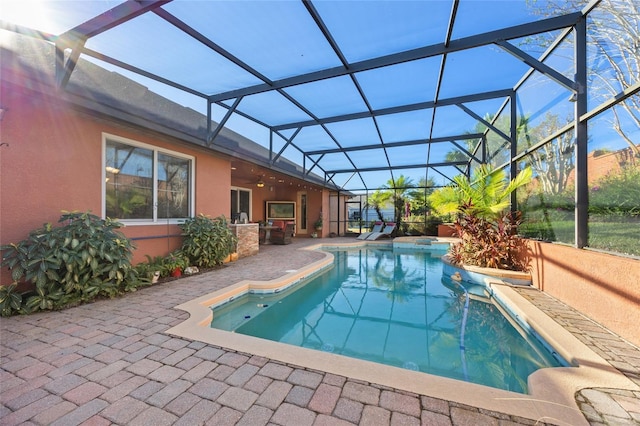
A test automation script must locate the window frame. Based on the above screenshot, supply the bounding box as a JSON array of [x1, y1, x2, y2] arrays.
[[102, 133, 195, 225], [230, 186, 253, 222]]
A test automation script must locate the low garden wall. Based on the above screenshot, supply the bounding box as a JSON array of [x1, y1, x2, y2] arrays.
[[526, 240, 640, 347]]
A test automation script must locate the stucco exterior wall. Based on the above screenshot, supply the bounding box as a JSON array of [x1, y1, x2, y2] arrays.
[[0, 79, 231, 276], [527, 241, 640, 347], [1, 84, 102, 244], [245, 185, 325, 237]]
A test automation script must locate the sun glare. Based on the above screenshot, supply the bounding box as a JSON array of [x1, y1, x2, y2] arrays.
[[1, 0, 54, 32]]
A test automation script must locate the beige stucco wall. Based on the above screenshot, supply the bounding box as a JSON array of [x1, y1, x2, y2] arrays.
[[527, 241, 640, 347]]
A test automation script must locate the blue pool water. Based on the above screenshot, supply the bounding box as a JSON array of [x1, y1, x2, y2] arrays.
[[210, 246, 563, 393]]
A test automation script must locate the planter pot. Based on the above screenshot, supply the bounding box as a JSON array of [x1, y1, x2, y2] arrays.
[[437, 223, 456, 237], [223, 252, 238, 263], [441, 255, 531, 286]]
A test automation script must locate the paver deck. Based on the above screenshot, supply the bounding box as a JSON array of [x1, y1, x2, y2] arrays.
[[1, 237, 639, 425]]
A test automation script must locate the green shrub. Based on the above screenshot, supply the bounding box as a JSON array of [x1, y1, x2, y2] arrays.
[[589, 166, 640, 217], [134, 255, 165, 282], [0, 211, 140, 314], [180, 214, 237, 268], [0, 284, 22, 317]]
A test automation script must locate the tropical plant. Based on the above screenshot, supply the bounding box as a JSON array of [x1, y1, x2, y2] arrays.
[[0, 284, 22, 317], [382, 175, 415, 226], [365, 190, 391, 222], [132, 265, 153, 284], [429, 166, 533, 271], [450, 202, 530, 271], [0, 211, 140, 314], [407, 177, 437, 216], [429, 165, 532, 220], [180, 214, 237, 268], [402, 177, 442, 235]]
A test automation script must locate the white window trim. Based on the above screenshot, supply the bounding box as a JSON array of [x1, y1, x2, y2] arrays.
[[102, 133, 195, 225], [230, 185, 253, 221]]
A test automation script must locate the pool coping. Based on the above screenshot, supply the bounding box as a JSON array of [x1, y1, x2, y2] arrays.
[[166, 241, 639, 426]]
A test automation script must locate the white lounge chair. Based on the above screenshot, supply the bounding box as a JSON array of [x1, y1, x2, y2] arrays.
[[365, 222, 396, 240], [356, 221, 384, 240]]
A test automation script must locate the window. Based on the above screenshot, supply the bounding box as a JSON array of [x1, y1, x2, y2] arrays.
[[231, 187, 251, 222], [299, 192, 308, 230], [104, 135, 193, 223]]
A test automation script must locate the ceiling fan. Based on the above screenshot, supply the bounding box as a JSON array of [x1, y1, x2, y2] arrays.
[[232, 165, 283, 187], [234, 173, 266, 187]]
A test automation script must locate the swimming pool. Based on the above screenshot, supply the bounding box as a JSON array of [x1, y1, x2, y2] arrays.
[[210, 246, 563, 393]]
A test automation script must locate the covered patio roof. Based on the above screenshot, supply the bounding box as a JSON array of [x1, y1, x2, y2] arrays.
[[1, 0, 590, 191]]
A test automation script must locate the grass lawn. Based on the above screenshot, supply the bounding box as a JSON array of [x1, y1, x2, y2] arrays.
[[589, 221, 640, 256], [520, 218, 640, 257]]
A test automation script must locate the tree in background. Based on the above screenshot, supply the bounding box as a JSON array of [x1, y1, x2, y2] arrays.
[[407, 177, 437, 217], [405, 177, 440, 235], [521, 113, 576, 195], [445, 113, 532, 170], [382, 175, 415, 226], [364, 190, 391, 223], [528, 0, 640, 157]]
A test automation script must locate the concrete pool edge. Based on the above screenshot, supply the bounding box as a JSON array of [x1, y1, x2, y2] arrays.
[[487, 282, 639, 424], [166, 242, 639, 426]]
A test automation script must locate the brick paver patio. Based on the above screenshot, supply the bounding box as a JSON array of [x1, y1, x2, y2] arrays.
[[1, 238, 639, 425]]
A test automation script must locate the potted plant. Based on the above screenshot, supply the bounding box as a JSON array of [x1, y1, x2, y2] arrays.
[[429, 165, 533, 281], [164, 251, 188, 277], [310, 215, 323, 238]]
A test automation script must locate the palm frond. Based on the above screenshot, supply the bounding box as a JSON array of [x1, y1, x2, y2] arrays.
[[429, 165, 533, 221], [503, 167, 533, 198]]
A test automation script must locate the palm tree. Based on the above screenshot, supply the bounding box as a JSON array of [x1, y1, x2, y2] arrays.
[[382, 175, 415, 226], [407, 177, 437, 216], [364, 190, 391, 223], [429, 165, 532, 221]]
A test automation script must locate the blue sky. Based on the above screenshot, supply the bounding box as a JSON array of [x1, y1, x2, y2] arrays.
[[3, 0, 634, 190]]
